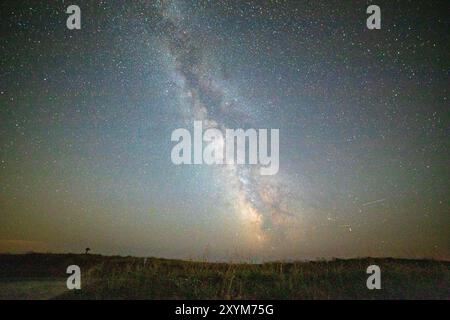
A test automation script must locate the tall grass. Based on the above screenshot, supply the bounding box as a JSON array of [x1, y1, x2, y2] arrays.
[[1, 254, 448, 299]]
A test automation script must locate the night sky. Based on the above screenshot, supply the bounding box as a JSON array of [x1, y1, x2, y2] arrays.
[[1, 0, 449, 261]]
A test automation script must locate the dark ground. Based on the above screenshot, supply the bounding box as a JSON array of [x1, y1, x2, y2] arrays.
[[0, 253, 448, 299]]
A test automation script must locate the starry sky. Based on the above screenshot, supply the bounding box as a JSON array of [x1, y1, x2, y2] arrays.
[[0, 0, 449, 261]]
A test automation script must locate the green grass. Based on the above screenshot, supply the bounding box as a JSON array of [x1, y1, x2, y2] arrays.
[[0, 278, 67, 300], [0, 254, 448, 299]]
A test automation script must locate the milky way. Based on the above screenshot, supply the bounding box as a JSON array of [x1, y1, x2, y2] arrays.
[[157, 1, 296, 249]]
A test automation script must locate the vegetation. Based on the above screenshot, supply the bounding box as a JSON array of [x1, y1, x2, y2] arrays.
[[0, 253, 448, 299]]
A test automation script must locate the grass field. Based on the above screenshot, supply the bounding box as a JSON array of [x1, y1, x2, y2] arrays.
[[0, 253, 448, 299]]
